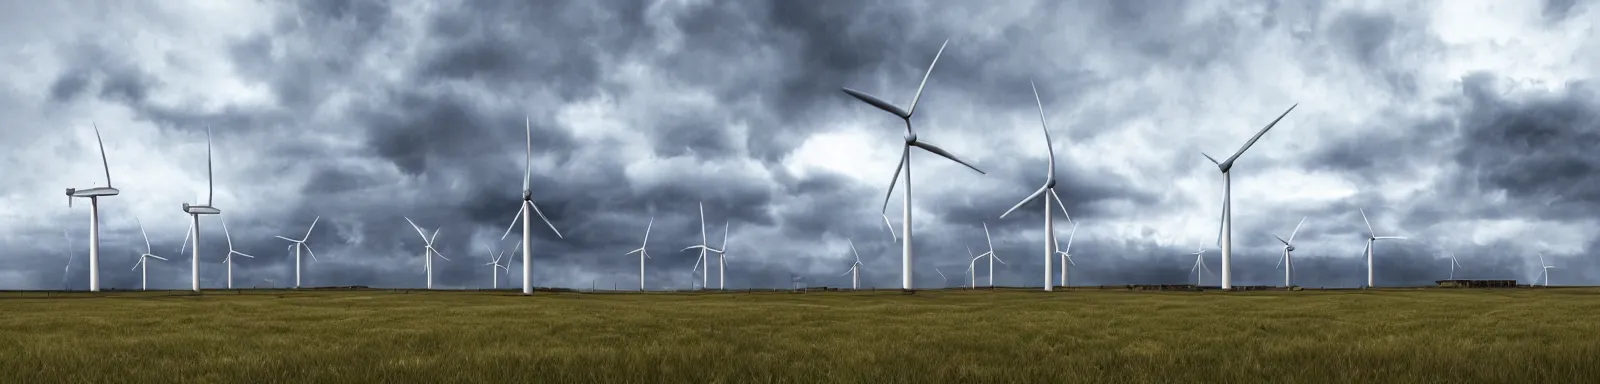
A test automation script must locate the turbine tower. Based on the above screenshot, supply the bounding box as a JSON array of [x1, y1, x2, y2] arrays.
[[1189, 242, 1213, 286], [842, 39, 985, 290], [714, 221, 731, 290], [624, 217, 653, 291], [219, 216, 256, 289], [1056, 221, 1078, 287], [131, 218, 169, 291], [273, 216, 320, 288], [976, 223, 1006, 288], [406, 217, 450, 289], [965, 247, 983, 289], [1000, 81, 1072, 291], [180, 128, 222, 292], [1359, 208, 1405, 287], [1203, 104, 1298, 290], [1273, 216, 1307, 288], [500, 116, 563, 295], [64, 124, 119, 292], [840, 238, 863, 290]]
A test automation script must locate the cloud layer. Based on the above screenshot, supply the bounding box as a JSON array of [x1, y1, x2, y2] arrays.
[[2, 0, 1597, 290]]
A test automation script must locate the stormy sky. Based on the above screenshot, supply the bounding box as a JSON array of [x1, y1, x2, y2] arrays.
[[2, 0, 1597, 291]]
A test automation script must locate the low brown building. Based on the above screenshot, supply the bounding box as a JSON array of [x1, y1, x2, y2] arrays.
[[1436, 279, 1517, 288]]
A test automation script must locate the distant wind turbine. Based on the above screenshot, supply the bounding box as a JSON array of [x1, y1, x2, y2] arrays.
[[1359, 209, 1405, 288], [1444, 251, 1463, 280], [483, 244, 508, 289], [625, 217, 654, 291], [840, 238, 864, 290], [1273, 216, 1307, 288], [219, 216, 256, 289], [682, 203, 718, 289], [1203, 104, 1298, 290], [131, 218, 169, 291], [1190, 243, 1213, 286], [843, 39, 985, 290], [976, 223, 1005, 288], [965, 247, 985, 289], [64, 124, 120, 292], [180, 127, 223, 292], [1537, 253, 1557, 286], [405, 217, 450, 289], [273, 215, 320, 289], [1056, 221, 1078, 287]]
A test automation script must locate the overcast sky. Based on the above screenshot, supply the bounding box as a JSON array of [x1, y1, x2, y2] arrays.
[[2, 0, 1597, 291]]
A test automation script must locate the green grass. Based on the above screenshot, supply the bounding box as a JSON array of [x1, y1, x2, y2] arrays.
[[2, 288, 1597, 383]]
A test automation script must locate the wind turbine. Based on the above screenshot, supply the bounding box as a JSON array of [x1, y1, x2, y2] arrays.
[[131, 218, 169, 291], [975, 223, 1006, 288], [840, 238, 863, 290], [714, 221, 732, 290], [180, 127, 222, 292], [483, 244, 508, 289], [624, 217, 653, 291], [843, 39, 985, 290], [273, 216, 320, 288], [1203, 104, 1298, 290], [1359, 208, 1405, 288], [62, 230, 75, 291], [64, 124, 119, 292], [1000, 81, 1073, 292], [1189, 242, 1213, 286], [219, 216, 256, 289], [681, 202, 716, 290], [499, 116, 564, 295], [1273, 216, 1307, 288], [1056, 221, 1078, 287], [965, 247, 984, 289], [1537, 253, 1557, 286], [405, 217, 450, 289], [1444, 251, 1463, 280]]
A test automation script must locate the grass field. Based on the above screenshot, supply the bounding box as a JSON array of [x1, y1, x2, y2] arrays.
[[2, 287, 1597, 383]]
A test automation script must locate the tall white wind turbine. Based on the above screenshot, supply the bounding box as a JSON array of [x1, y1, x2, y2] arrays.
[[843, 39, 985, 290], [180, 128, 222, 292], [1000, 81, 1073, 292], [1203, 104, 1298, 290], [840, 238, 863, 290], [1537, 253, 1557, 286], [681, 202, 718, 290], [624, 217, 654, 291], [500, 116, 563, 295], [966, 246, 984, 289], [219, 216, 256, 289], [131, 218, 169, 291], [273, 216, 320, 288], [1056, 221, 1078, 287], [1359, 208, 1405, 288], [406, 217, 451, 289], [1190, 243, 1212, 286], [1273, 216, 1307, 288], [975, 223, 1006, 288], [64, 124, 119, 292]]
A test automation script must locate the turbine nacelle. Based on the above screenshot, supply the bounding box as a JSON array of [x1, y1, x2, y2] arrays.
[[67, 187, 120, 198], [183, 203, 222, 215], [902, 132, 918, 143]]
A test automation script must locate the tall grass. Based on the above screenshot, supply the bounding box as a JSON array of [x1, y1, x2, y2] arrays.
[[1, 288, 1596, 383]]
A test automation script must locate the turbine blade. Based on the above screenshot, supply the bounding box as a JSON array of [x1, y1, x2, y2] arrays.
[[524, 116, 533, 192], [626, 248, 643, 256], [1049, 188, 1071, 223], [93, 123, 113, 188], [1065, 255, 1075, 266], [434, 250, 450, 262], [429, 228, 440, 245], [883, 147, 907, 213], [528, 201, 563, 239], [1001, 185, 1048, 219], [642, 217, 654, 246], [982, 222, 996, 255], [304, 216, 320, 240], [132, 257, 142, 271], [1202, 152, 1220, 166], [682, 245, 705, 252], [911, 141, 984, 174], [881, 213, 898, 242], [135, 216, 152, 254], [1288, 216, 1307, 244], [178, 220, 193, 255], [275, 235, 297, 242], [304, 245, 317, 262], [1360, 208, 1374, 238], [233, 251, 256, 258], [404, 217, 429, 241], [1273, 234, 1289, 246], [206, 127, 214, 205], [221, 216, 236, 250], [841, 88, 909, 119], [500, 205, 524, 240], [1222, 103, 1297, 166], [720, 221, 730, 252], [848, 238, 861, 263], [1274, 253, 1284, 269], [993, 253, 1006, 265], [148, 255, 167, 261], [906, 39, 949, 117], [1065, 221, 1078, 252]]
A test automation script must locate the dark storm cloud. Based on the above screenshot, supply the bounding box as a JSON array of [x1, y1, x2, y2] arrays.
[[1542, 0, 1585, 22]]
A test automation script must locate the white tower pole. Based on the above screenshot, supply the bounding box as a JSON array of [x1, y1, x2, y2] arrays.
[[294, 246, 302, 288], [1221, 171, 1233, 290], [191, 214, 201, 292], [902, 154, 913, 290], [1044, 195, 1055, 291], [522, 202, 532, 295], [89, 197, 100, 292]]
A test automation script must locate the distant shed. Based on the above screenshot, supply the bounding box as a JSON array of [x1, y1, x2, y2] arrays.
[[1436, 279, 1517, 288]]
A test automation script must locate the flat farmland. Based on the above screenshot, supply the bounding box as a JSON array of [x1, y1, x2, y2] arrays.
[[2, 288, 1596, 383]]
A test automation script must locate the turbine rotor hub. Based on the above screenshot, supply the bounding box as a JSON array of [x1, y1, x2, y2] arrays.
[[1044, 178, 1056, 188], [903, 132, 917, 143], [522, 190, 531, 200], [1286, 246, 1295, 252]]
